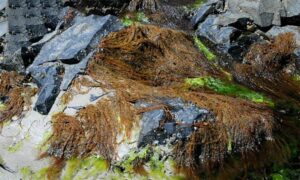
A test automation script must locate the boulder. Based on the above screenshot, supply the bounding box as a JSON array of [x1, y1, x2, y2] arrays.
[[136, 98, 215, 147], [196, 15, 240, 52], [191, 0, 227, 29], [31, 14, 123, 66], [227, 0, 285, 27]]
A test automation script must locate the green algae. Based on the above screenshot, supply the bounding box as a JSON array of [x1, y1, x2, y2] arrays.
[[187, 0, 207, 9], [194, 36, 216, 61], [186, 76, 274, 106], [62, 155, 108, 180], [122, 12, 149, 27], [37, 130, 52, 152], [20, 166, 33, 180], [0, 103, 6, 111], [8, 140, 24, 153]]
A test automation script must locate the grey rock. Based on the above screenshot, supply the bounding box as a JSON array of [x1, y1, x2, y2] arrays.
[[60, 50, 95, 90], [227, 0, 285, 27], [196, 15, 240, 51], [191, 1, 217, 28], [0, 0, 7, 11], [136, 98, 215, 147], [30, 63, 64, 115], [5, 0, 62, 56], [0, 20, 7, 37], [282, 0, 300, 18], [31, 14, 123, 66]]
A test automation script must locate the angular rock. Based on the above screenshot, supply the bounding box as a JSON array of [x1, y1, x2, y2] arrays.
[[31, 14, 123, 66], [196, 15, 240, 52], [191, 0, 222, 28], [60, 50, 95, 90], [227, 0, 285, 27], [136, 98, 215, 147], [30, 63, 64, 115]]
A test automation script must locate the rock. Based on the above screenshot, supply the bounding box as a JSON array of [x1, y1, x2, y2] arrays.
[[60, 50, 95, 90], [0, 20, 7, 37], [0, 0, 6, 11], [136, 98, 215, 147], [196, 15, 240, 52], [227, 0, 285, 27], [31, 14, 123, 66], [282, 0, 300, 18], [5, 0, 62, 56], [30, 63, 64, 115], [191, 0, 223, 28]]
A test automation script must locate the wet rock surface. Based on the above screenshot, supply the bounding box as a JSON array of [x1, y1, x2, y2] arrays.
[[26, 12, 123, 115], [136, 98, 215, 147]]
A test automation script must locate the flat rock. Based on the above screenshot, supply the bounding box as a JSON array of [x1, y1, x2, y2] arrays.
[[31, 14, 123, 66]]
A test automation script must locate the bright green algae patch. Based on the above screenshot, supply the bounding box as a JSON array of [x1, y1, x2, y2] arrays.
[[186, 76, 274, 106], [122, 12, 149, 27], [62, 155, 108, 180], [194, 37, 216, 61]]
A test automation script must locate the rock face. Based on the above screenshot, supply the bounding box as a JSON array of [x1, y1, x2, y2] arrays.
[[193, 0, 300, 59], [5, 0, 63, 56], [136, 98, 215, 147], [27, 13, 123, 115]]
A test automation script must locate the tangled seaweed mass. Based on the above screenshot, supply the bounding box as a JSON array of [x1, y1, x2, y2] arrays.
[[0, 0, 300, 179]]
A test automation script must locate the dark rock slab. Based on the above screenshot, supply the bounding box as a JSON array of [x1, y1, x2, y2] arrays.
[[136, 98, 215, 147], [30, 63, 64, 115], [31, 14, 122, 66]]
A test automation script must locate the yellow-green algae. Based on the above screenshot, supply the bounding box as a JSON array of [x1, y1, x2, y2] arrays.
[[8, 140, 24, 153], [186, 76, 274, 106], [122, 12, 149, 27], [20, 166, 48, 180], [37, 130, 53, 152], [194, 36, 216, 61], [62, 155, 108, 180], [118, 146, 185, 180]]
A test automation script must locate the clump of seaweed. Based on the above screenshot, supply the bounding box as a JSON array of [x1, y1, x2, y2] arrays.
[[233, 33, 300, 104], [0, 71, 35, 124], [47, 99, 120, 161], [94, 25, 220, 86], [46, 25, 281, 178]]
